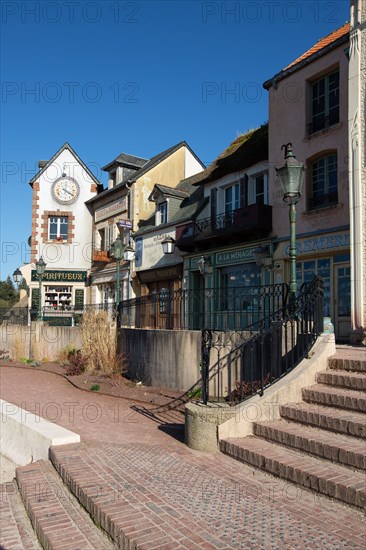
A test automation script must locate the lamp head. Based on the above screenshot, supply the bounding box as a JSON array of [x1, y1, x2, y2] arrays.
[[35, 257, 47, 276], [275, 143, 304, 205], [162, 236, 175, 255], [13, 268, 22, 284], [124, 244, 135, 262], [110, 236, 125, 261]]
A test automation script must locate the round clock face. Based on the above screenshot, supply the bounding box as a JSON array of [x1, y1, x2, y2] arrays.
[[52, 177, 80, 204]]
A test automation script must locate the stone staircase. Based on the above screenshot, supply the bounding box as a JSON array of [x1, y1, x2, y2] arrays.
[[220, 346, 366, 510], [14, 460, 115, 549]]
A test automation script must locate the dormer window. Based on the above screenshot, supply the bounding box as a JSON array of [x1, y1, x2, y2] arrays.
[[157, 201, 168, 225]]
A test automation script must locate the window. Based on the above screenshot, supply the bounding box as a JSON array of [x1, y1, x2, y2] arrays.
[[97, 225, 114, 251], [296, 259, 331, 316], [157, 202, 167, 225], [309, 71, 339, 134], [309, 153, 338, 209], [225, 184, 240, 213], [247, 173, 268, 205], [49, 216, 68, 240]]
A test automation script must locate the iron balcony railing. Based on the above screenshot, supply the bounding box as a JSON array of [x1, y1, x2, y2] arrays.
[[201, 276, 324, 405]]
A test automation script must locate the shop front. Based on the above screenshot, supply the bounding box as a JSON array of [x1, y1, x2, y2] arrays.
[[134, 264, 183, 329], [30, 269, 87, 325], [275, 231, 351, 341], [184, 242, 282, 331]]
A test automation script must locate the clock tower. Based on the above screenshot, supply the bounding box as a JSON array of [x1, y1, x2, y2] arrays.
[[28, 143, 101, 320]]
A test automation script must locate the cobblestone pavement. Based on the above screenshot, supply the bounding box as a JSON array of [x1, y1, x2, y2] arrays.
[[1, 364, 365, 549]]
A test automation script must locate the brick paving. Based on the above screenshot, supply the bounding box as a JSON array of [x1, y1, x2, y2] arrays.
[[1, 359, 366, 548], [0, 481, 42, 549]]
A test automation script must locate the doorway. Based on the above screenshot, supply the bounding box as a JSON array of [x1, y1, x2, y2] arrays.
[[334, 264, 351, 341]]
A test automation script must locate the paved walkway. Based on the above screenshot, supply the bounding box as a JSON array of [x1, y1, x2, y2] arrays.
[[1, 365, 365, 549]]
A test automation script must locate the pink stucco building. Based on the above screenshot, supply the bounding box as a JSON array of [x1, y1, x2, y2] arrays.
[[264, 23, 351, 341]]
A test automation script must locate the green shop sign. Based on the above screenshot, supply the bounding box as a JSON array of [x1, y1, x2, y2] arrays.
[[215, 247, 256, 266], [31, 270, 87, 282]]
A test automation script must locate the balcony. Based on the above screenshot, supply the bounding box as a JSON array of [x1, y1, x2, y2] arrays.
[[92, 248, 109, 262], [176, 203, 272, 251]]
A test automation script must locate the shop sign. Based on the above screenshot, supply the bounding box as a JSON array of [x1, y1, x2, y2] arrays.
[[215, 247, 256, 266], [283, 233, 350, 256], [95, 197, 127, 222], [137, 264, 182, 283], [31, 270, 87, 282]]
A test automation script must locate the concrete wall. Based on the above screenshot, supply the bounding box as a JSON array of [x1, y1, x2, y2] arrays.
[[1, 399, 80, 465], [0, 323, 82, 361], [118, 328, 201, 391]]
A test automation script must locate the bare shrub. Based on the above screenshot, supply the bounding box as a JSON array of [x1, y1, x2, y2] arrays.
[[80, 310, 124, 376], [12, 333, 28, 361]]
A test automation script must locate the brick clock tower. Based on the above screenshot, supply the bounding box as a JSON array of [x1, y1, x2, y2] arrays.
[[28, 143, 101, 322]]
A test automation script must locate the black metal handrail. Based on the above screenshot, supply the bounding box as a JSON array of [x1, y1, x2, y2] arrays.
[[201, 276, 324, 405]]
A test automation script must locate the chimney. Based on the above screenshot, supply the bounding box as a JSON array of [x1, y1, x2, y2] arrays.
[[38, 160, 48, 169]]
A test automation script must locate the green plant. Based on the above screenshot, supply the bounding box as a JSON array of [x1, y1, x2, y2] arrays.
[[188, 387, 202, 399], [20, 357, 32, 364], [91, 384, 100, 392]]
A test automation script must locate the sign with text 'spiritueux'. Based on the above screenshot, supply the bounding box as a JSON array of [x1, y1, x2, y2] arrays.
[[31, 270, 87, 282]]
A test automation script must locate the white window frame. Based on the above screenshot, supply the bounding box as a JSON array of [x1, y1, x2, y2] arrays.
[[224, 183, 240, 213], [157, 201, 168, 225], [247, 172, 268, 205], [48, 216, 68, 240]]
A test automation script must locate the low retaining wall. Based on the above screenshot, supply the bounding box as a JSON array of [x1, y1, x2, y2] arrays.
[[0, 399, 80, 465], [118, 328, 201, 391], [0, 323, 82, 361], [185, 333, 336, 451]]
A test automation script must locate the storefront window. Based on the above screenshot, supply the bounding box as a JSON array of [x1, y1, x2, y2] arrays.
[[296, 258, 331, 316], [220, 263, 261, 310]]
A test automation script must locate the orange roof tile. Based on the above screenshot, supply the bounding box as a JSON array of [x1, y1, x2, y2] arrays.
[[284, 22, 350, 71]]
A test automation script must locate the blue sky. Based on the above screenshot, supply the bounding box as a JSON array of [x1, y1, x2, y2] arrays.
[[1, 0, 350, 280]]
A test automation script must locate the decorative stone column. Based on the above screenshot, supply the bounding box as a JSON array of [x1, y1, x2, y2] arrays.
[[348, 0, 366, 345]]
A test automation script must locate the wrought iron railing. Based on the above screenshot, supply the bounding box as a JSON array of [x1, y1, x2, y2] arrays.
[[201, 276, 324, 405], [195, 211, 234, 233], [118, 284, 288, 331], [0, 307, 29, 326]]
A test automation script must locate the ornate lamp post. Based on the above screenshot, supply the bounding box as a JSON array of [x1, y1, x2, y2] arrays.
[[275, 144, 304, 299], [124, 244, 135, 325], [35, 257, 46, 320], [110, 236, 125, 305]]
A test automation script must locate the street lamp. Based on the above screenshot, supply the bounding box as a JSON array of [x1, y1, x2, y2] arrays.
[[197, 255, 209, 276], [124, 244, 135, 325], [35, 257, 46, 320], [161, 237, 175, 255], [110, 236, 125, 304], [13, 268, 22, 287], [275, 143, 304, 298]]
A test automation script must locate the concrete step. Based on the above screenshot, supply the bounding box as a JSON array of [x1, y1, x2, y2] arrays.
[[220, 436, 366, 509], [280, 402, 366, 439], [329, 349, 366, 372], [316, 370, 366, 391], [0, 480, 42, 550], [302, 384, 366, 412], [253, 420, 366, 470], [16, 461, 114, 550]]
